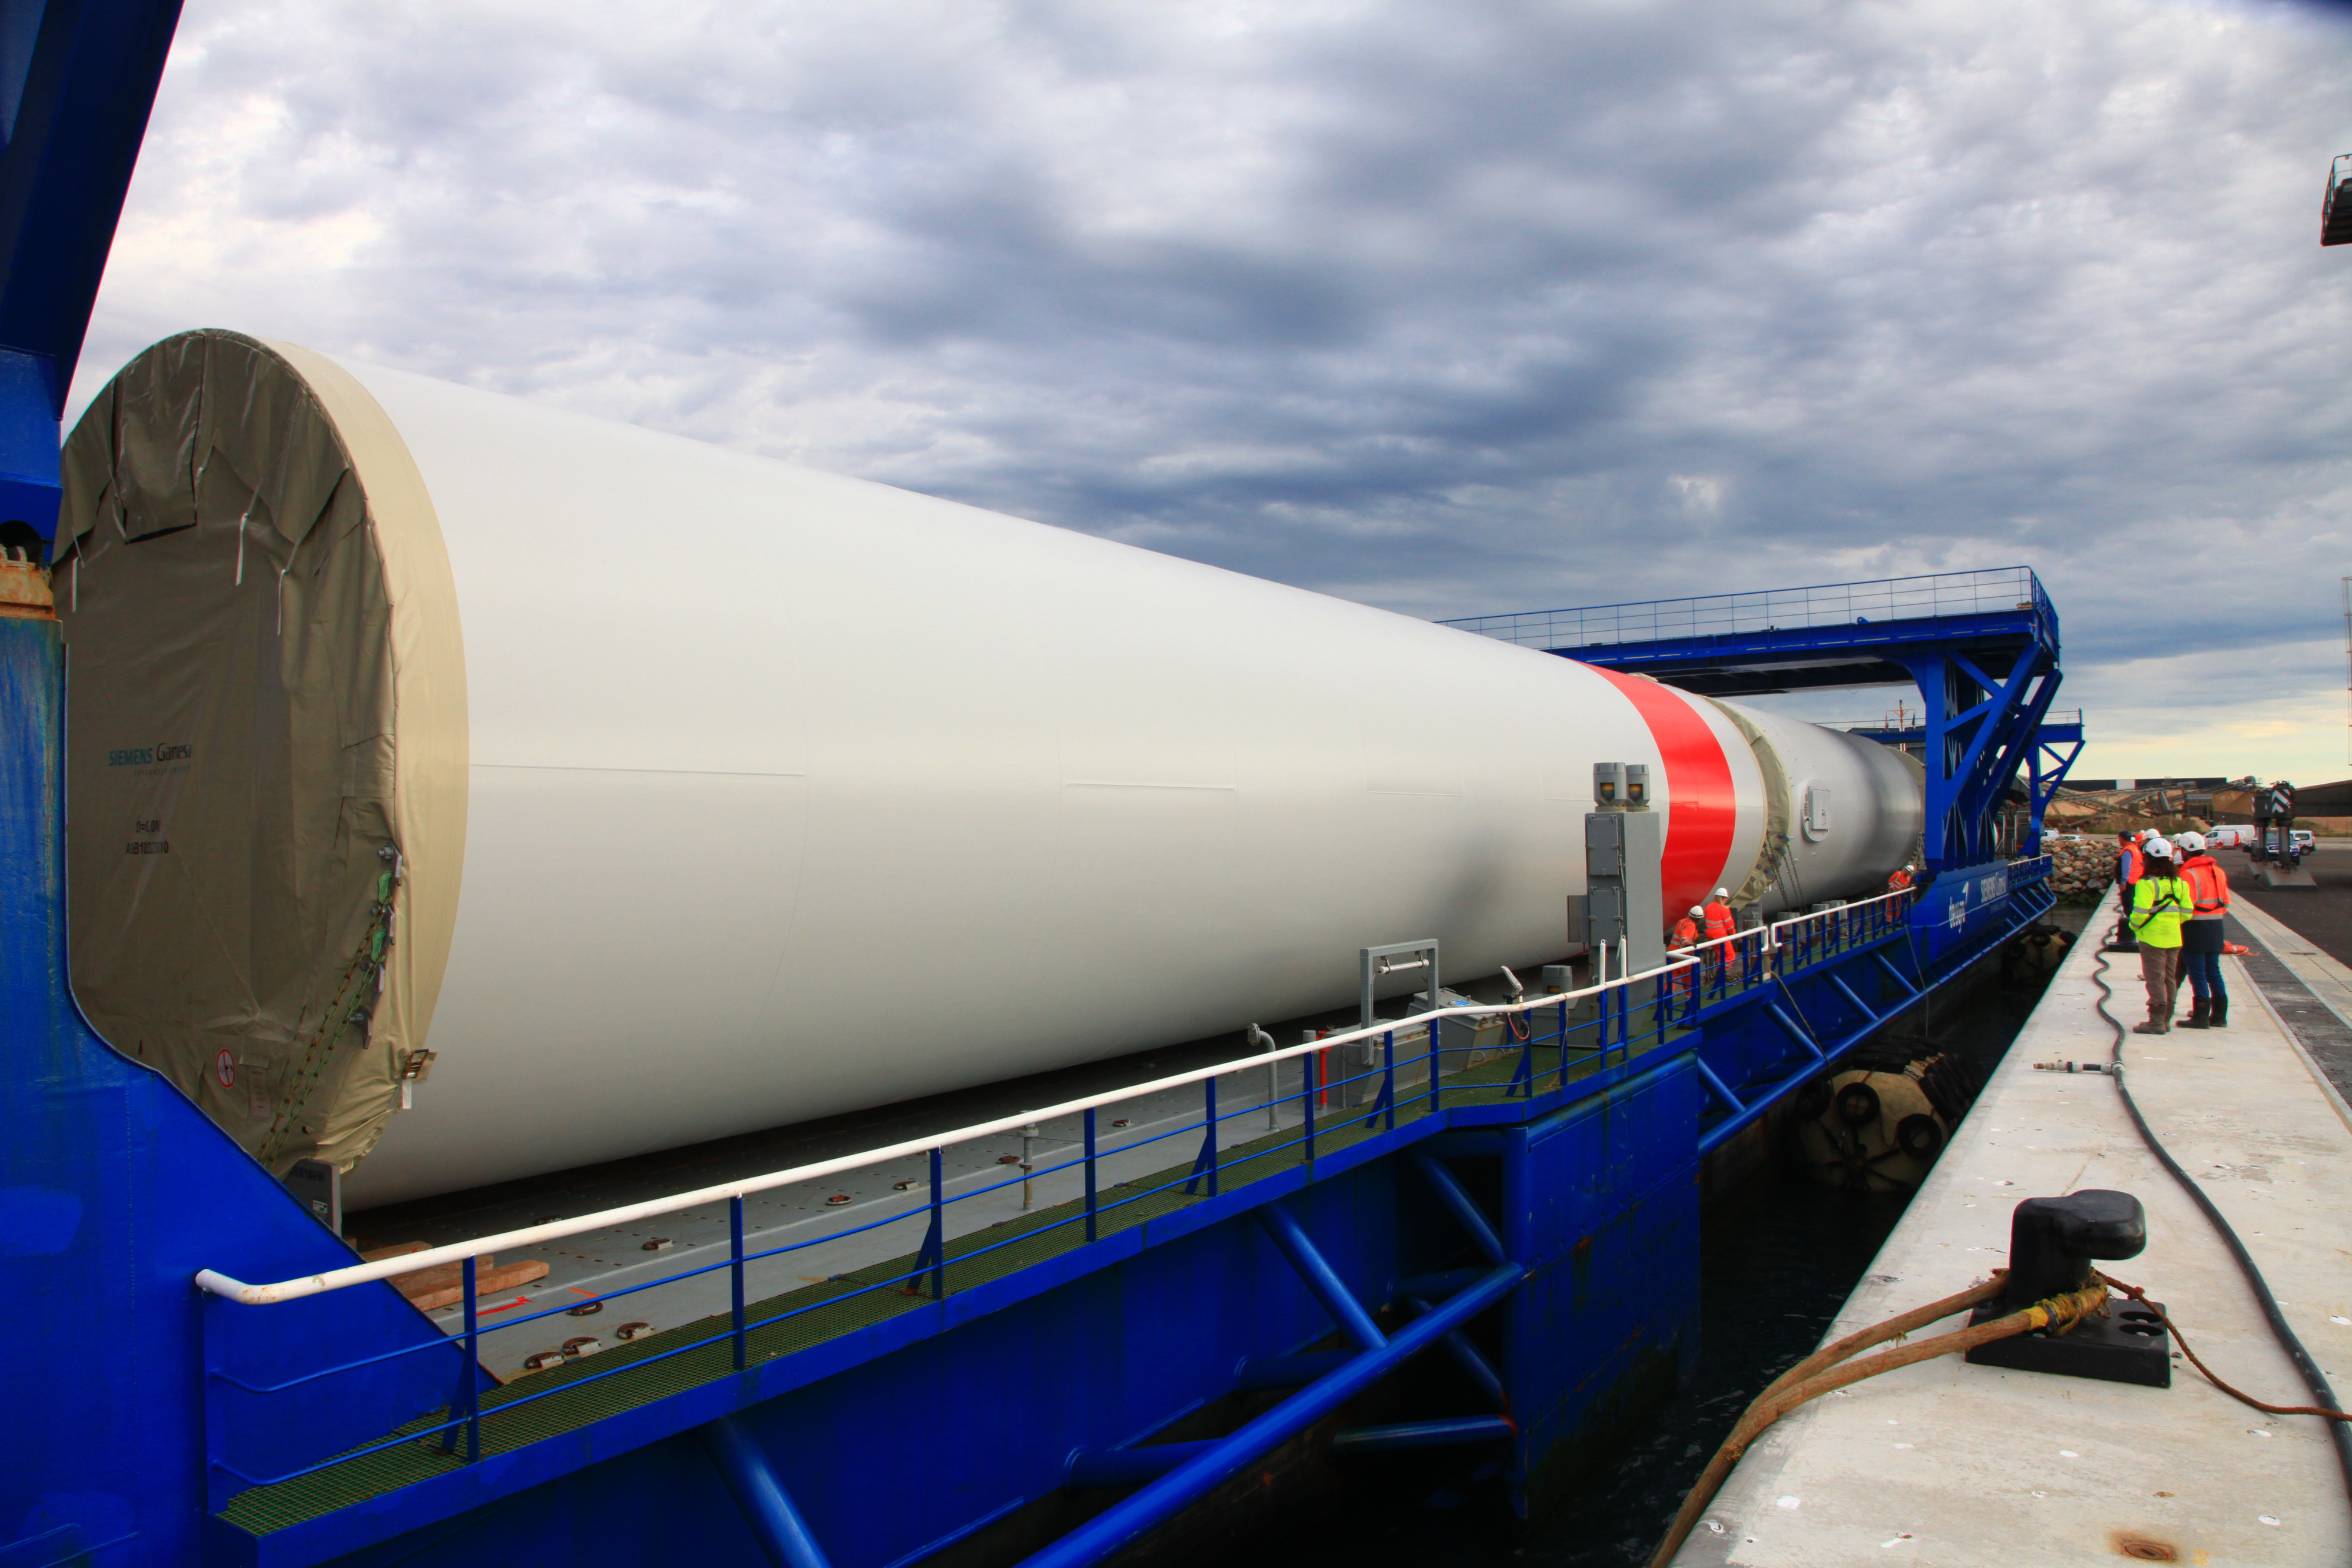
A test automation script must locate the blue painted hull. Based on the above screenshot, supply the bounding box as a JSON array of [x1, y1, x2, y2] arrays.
[[0, 616, 2047, 1568]]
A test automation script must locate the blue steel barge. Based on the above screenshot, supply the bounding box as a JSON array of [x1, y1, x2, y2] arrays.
[[7, 571, 2059, 1564], [0, 5, 2076, 1561]]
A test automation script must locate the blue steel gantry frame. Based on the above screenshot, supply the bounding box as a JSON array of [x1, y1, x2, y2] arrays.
[[0, 0, 185, 553], [1843, 709, 2085, 860], [1439, 567, 2079, 871]]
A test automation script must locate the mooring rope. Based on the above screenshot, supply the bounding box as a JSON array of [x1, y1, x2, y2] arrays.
[[2097, 1272, 2352, 1423], [1645, 1271, 2104, 1568]]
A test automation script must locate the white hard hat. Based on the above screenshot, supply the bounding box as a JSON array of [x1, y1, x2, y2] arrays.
[[1713, 888, 1729, 900], [2143, 837, 2174, 858], [1689, 905, 1706, 918], [2176, 831, 2206, 852], [1903, 862, 1915, 871], [2138, 828, 2159, 841]]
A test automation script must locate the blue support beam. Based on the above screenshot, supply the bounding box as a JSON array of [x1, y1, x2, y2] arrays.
[[1232, 1350, 1354, 1390], [1065, 1442, 1219, 1489], [1011, 1264, 1525, 1568], [700, 1415, 836, 1568], [1329, 1416, 1516, 1454], [1896, 637, 2062, 870], [1829, 974, 1881, 1029], [1695, 1060, 1745, 1116], [1408, 1151, 1507, 1266], [1765, 1002, 1825, 1063], [2022, 723, 2086, 856], [1870, 950, 1920, 999], [1402, 1295, 1508, 1409], [1255, 1204, 1388, 1351], [1696, 857, 2055, 1157]]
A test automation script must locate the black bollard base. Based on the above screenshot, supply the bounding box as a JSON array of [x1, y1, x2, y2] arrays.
[[1965, 1189, 2170, 1386], [1963, 1296, 2171, 1387]]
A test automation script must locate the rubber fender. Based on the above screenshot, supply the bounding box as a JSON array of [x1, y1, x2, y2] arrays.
[[1835, 1080, 1882, 1127], [1914, 1055, 1975, 1123], [1795, 1066, 1952, 1191], [1896, 1113, 1943, 1159]]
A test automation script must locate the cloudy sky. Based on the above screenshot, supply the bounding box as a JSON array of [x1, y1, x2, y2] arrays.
[[75, 0, 2352, 784]]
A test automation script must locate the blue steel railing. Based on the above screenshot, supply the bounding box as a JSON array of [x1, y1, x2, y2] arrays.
[[1683, 858, 2052, 1155], [191, 869, 2048, 1508], [1438, 566, 2050, 652], [1825, 708, 2082, 738], [198, 982, 1675, 1495], [198, 964, 1706, 1499]]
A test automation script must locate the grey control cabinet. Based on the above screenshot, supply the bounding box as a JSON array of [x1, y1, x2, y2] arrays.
[[1585, 808, 1663, 979]]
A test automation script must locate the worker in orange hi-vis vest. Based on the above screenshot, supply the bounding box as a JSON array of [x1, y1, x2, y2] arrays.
[[1887, 862, 1915, 893], [1702, 891, 1735, 940], [2173, 831, 2230, 1031], [2111, 831, 2144, 951], [1669, 905, 1703, 999], [1701, 890, 1736, 981]]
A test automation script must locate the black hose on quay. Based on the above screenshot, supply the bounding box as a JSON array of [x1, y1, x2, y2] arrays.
[[2089, 947, 2352, 1505]]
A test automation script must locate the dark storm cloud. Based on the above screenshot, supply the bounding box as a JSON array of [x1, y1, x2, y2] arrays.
[[78, 0, 2352, 774]]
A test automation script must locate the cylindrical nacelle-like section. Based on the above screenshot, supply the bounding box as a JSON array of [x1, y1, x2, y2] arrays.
[[58, 330, 1921, 1205]]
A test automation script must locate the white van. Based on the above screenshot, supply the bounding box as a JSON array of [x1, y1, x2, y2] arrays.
[[2206, 825, 2256, 850]]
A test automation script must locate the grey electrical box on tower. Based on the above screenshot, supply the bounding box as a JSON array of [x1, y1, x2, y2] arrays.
[[1583, 761, 1664, 981]]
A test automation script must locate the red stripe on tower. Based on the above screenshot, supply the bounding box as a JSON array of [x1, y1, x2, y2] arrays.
[[1588, 667, 1739, 918]]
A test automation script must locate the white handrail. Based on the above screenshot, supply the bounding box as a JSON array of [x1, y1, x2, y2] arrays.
[[195, 869, 2036, 1308], [196, 953, 1701, 1305]]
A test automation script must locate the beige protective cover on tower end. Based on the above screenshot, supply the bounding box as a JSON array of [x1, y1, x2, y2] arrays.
[[56, 329, 466, 1177]]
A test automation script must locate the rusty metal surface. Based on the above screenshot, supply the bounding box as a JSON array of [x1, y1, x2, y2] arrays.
[[0, 553, 52, 618]]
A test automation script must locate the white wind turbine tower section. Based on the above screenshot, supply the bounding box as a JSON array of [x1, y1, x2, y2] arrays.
[[54, 330, 1922, 1205]]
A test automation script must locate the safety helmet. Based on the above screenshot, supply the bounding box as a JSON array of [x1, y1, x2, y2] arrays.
[[2175, 831, 2206, 852], [2143, 837, 2174, 859], [1712, 888, 1729, 900], [2138, 828, 2160, 841], [1689, 905, 1706, 918], [1903, 862, 1915, 871]]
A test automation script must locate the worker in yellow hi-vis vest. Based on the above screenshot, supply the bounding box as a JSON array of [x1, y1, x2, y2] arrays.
[[2127, 838, 2193, 1034]]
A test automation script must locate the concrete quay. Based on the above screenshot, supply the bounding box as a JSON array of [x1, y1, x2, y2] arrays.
[[1673, 887, 2352, 1566]]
